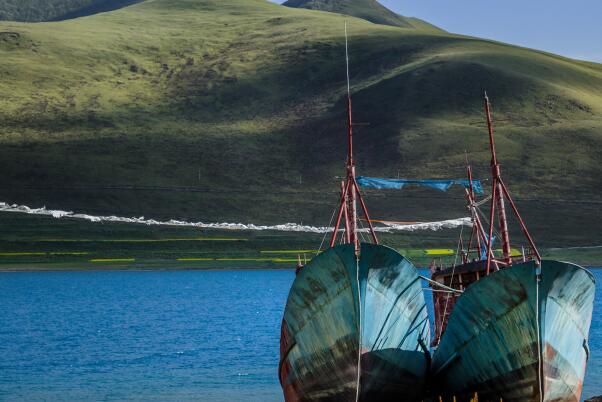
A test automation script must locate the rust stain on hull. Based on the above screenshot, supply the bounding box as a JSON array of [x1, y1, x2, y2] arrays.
[[431, 260, 595, 402], [279, 243, 430, 401]]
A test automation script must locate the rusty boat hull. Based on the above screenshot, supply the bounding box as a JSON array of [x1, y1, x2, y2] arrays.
[[431, 260, 595, 402], [279, 243, 431, 402]]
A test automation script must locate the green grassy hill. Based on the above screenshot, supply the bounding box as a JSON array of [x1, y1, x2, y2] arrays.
[[0, 0, 142, 22], [0, 0, 601, 247], [283, 0, 442, 31]]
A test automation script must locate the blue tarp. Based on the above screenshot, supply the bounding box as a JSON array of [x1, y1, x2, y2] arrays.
[[356, 177, 485, 195], [481, 235, 496, 260]]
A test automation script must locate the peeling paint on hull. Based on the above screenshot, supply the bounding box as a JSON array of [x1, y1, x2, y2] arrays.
[[279, 243, 431, 401], [432, 260, 595, 402]]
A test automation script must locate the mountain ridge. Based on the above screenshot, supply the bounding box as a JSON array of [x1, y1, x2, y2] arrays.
[[283, 0, 443, 31], [0, 0, 143, 22]]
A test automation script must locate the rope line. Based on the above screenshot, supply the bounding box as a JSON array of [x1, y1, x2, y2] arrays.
[[357, 215, 368, 243], [476, 205, 503, 244], [535, 265, 544, 402], [355, 256, 362, 402], [344, 21, 351, 99], [453, 224, 465, 267], [318, 204, 338, 254]]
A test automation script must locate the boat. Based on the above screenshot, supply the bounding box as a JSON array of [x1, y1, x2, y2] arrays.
[[278, 24, 431, 402], [429, 94, 596, 401]]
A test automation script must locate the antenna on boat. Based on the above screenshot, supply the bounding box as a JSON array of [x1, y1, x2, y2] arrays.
[[344, 21, 354, 171], [483, 92, 541, 274], [345, 21, 351, 104], [329, 22, 378, 255]]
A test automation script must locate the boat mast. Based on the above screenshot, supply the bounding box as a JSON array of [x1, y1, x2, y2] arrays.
[[329, 23, 378, 255], [484, 93, 512, 266], [483, 93, 541, 274]]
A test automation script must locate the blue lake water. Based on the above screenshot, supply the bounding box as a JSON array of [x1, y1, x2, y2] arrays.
[[0, 268, 600, 401]]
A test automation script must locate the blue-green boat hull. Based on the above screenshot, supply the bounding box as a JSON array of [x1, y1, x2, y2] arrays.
[[279, 243, 430, 401], [432, 260, 595, 402]]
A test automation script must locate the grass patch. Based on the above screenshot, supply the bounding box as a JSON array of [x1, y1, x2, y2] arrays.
[[260, 250, 320, 254], [0, 212, 599, 270]]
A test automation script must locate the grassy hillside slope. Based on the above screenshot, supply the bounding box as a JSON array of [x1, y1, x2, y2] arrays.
[[283, 0, 442, 31], [0, 0, 142, 22], [0, 0, 601, 246]]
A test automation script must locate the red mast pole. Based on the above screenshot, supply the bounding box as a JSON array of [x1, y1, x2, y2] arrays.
[[346, 94, 359, 254], [485, 184, 497, 274], [465, 165, 480, 260], [500, 181, 542, 262], [483, 93, 541, 269], [329, 179, 351, 247], [328, 22, 378, 254], [354, 179, 379, 244], [484, 93, 512, 265], [342, 181, 351, 244]]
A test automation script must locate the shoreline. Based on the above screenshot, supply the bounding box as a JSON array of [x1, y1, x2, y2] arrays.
[[0, 262, 295, 272], [1, 262, 599, 273], [0, 212, 600, 272]]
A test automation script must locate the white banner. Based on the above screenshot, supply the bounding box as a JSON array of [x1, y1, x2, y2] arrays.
[[0, 202, 471, 233]]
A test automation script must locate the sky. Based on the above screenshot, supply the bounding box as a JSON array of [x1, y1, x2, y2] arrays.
[[271, 1, 602, 63]]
